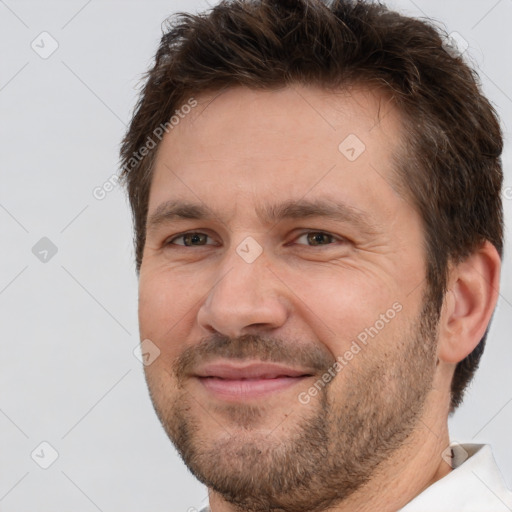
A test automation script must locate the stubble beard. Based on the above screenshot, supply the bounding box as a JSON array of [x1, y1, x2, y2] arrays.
[[146, 298, 439, 512]]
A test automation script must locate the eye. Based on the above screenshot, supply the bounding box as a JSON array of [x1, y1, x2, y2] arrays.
[[166, 232, 215, 247], [295, 231, 342, 246]]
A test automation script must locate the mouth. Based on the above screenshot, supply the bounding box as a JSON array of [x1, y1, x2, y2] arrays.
[[193, 361, 314, 400]]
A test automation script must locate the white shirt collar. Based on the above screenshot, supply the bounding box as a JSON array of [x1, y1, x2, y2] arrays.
[[399, 443, 512, 511]]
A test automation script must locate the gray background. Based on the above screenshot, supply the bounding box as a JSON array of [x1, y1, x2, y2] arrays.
[[0, 0, 511, 510]]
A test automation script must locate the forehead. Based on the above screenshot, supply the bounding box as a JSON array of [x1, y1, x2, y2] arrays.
[[148, 85, 406, 221]]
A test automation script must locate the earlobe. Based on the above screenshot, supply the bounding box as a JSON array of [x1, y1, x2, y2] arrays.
[[437, 241, 501, 364]]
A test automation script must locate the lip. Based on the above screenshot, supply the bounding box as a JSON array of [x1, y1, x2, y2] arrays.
[[194, 361, 313, 400], [195, 361, 312, 379]]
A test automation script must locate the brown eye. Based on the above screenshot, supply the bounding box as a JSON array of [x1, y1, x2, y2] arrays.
[[169, 232, 211, 246], [297, 232, 336, 246]]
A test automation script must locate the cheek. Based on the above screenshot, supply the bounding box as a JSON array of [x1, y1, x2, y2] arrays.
[[280, 264, 404, 349], [138, 270, 200, 359]]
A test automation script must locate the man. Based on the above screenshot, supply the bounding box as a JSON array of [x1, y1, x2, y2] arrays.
[[119, 0, 511, 510]]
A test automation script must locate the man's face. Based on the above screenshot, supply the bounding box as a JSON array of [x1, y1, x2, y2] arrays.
[[138, 85, 439, 511]]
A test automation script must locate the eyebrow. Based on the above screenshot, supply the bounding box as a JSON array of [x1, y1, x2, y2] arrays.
[[147, 201, 212, 235], [146, 198, 380, 236]]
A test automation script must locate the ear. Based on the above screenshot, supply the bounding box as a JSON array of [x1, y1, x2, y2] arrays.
[[437, 240, 501, 364]]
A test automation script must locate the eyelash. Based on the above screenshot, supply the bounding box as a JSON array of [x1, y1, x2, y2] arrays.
[[165, 230, 346, 248]]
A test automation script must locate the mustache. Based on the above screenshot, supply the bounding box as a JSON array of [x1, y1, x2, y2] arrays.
[[173, 332, 336, 382]]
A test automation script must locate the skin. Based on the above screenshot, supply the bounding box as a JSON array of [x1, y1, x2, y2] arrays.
[[138, 85, 501, 511]]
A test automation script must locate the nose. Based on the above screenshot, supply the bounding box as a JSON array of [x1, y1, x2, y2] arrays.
[[197, 245, 289, 338]]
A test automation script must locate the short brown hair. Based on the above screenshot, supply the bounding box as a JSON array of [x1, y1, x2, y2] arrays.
[[119, 0, 504, 411]]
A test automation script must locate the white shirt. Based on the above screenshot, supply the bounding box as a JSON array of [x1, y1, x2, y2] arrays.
[[198, 443, 512, 512], [399, 443, 512, 511]]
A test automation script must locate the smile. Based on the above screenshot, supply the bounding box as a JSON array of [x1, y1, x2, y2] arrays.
[[194, 361, 313, 400]]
